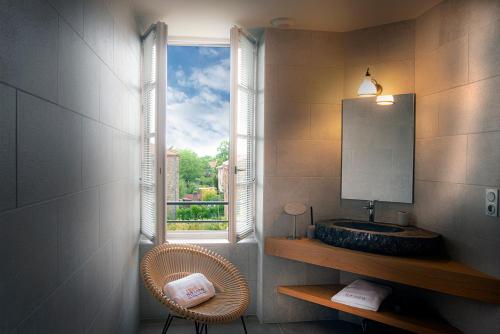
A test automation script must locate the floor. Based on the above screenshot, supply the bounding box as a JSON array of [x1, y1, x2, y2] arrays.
[[138, 316, 362, 334]]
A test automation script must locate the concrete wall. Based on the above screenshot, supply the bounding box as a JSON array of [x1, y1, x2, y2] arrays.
[[0, 0, 141, 333]]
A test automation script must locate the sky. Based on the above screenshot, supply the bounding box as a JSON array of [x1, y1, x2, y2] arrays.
[[166, 45, 230, 157]]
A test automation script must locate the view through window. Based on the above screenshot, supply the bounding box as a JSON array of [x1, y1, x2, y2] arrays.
[[166, 45, 230, 236]]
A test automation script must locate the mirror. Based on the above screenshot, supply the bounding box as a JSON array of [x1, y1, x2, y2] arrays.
[[341, 93, 415, 203]]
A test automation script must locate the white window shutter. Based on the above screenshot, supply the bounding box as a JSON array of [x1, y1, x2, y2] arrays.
[[230, 27, 257, 242], [140, 22, 167, 244]]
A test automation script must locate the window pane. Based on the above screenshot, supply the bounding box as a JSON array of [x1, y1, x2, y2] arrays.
[[165, 45, 230, 236]]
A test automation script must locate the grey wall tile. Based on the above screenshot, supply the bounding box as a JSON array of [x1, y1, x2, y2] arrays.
[[99, 181, 122, 246], [19, 268, 86, 334], [0, 0, 58, 101], [310, 104, 341, 140], [378, 21, 415, 62], [415, 1, 441, 56], [0, 84, 16, 212], [344, 27, 381, 66], [467, 131, 500, 186], [466, 76, 500, 133], [58, 20, 100, 120], [87, 285, 122, 334], [0, 202, 58, 333], [415, 135, 467, 183], [309, 67, 344, 104], [99, 63, 122, 129], [415, 35, 468, 96], [413, 180, 463, 234], [82, 118, 113, 188], [469, 0, 500, 32], [47, 0, 84, 35], [469, 18, 500, 82], [310, 31, 344, 68], [277, 66, 311, 102], [276, 140, 340, 177], [266, 29, 312, 66], [266, 101, 310, 140], [17, 92, 82, 206], [84, 0, 114, 66], [58, 188, 100, 281], [83, 241, 112, 326], [435, 85, 471, 136], [415, 95, 439, 139], [309, 177, 341, 221]]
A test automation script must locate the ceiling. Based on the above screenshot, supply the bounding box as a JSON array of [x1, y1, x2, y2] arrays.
[[132, 0, 441, 39]]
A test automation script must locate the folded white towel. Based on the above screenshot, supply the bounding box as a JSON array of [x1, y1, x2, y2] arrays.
[[331, 279, 392, 311], [163, 273, 216, 308]]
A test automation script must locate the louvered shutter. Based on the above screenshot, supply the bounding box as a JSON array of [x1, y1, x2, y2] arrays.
[[230, 27, 257, 241], [140, 23, 167, 243]]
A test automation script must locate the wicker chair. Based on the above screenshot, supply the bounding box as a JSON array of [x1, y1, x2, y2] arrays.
[[141, 243, 251, 334]]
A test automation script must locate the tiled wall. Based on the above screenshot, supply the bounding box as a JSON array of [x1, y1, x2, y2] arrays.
[[0, 0, 141, 333], [413, 1, 500, 332], [258, 29, 344, 323], [260, 1, 500, 331]]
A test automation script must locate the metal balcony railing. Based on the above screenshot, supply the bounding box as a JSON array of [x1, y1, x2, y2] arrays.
[[166, 201, 229, 224]]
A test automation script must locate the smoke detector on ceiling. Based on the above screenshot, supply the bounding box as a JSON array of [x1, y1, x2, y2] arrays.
[[270, 17, 295, 29]]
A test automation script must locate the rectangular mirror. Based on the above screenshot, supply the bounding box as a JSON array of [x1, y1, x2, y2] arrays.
[[341, 93, 415, 203]]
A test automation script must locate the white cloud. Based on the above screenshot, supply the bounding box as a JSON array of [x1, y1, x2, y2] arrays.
[[198, 48, 219, 57], [188, 60, 230, 92], [166, 88, 229, 156], [167, 86, 188, 103]]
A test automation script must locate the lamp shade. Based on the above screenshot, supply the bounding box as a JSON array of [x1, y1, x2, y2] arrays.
[[376, 95, 395, 105], [357, 76, 378, 97]]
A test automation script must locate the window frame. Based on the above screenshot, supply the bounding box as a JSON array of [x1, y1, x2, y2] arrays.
[[164, 37, 232, 242]]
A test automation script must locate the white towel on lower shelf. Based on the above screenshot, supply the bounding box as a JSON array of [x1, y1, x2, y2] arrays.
[[331, 279, 392, 311], [163, 273, 216, 308]]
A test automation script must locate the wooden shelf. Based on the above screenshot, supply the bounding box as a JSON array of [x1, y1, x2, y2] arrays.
[[278, 285, 461, 334], [265, 237, 500, 304]]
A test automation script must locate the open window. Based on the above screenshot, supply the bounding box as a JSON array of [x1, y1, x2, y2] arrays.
[[140, 25, 257, 243]]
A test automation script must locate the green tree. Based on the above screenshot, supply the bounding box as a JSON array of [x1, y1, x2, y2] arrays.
[[216, 140, 229, 165], [178, 149, 204, 189]]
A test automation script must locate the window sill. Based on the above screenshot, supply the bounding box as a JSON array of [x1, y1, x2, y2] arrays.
[[140, 233, 256, 245], [166, 238, 230, 244]]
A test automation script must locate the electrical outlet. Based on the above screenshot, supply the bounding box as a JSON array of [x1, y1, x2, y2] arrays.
[[485, 188, 499, 217]]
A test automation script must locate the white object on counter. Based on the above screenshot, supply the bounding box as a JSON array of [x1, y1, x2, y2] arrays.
[[163, 273, 215, 308], [307, 225, 316, 239], [396, 211, 410, 226], [331, 279, 392, 311]]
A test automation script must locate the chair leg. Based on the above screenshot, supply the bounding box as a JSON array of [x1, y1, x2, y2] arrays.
[[162, 314, 174, 334], [241, 316, 248, 334], [194, 322, 207, 334]]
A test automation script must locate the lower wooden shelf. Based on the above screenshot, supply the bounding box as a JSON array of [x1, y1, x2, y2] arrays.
[[278, 285, 461, 334], [266, 237, 500, 304]]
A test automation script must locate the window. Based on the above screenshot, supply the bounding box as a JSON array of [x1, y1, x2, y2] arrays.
[[165, 43, 231, 240], [140, 25, 256, 243]]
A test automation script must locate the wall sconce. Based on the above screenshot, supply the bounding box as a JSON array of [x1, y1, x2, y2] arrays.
[[357, 68, 383, 97], [376, 95, 395, 106]]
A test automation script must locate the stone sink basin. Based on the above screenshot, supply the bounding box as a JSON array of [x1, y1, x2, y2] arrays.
[[315, 219, 441, 257]]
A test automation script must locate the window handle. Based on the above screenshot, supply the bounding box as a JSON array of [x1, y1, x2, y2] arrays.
[[234, 167, 246, 174]]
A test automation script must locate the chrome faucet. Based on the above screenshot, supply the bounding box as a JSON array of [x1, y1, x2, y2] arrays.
[[364, 200, 376, 223]]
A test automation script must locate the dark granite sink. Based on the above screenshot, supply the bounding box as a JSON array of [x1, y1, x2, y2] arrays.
[[315, 219, 441, 257], [332, 221, 404, 233]]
